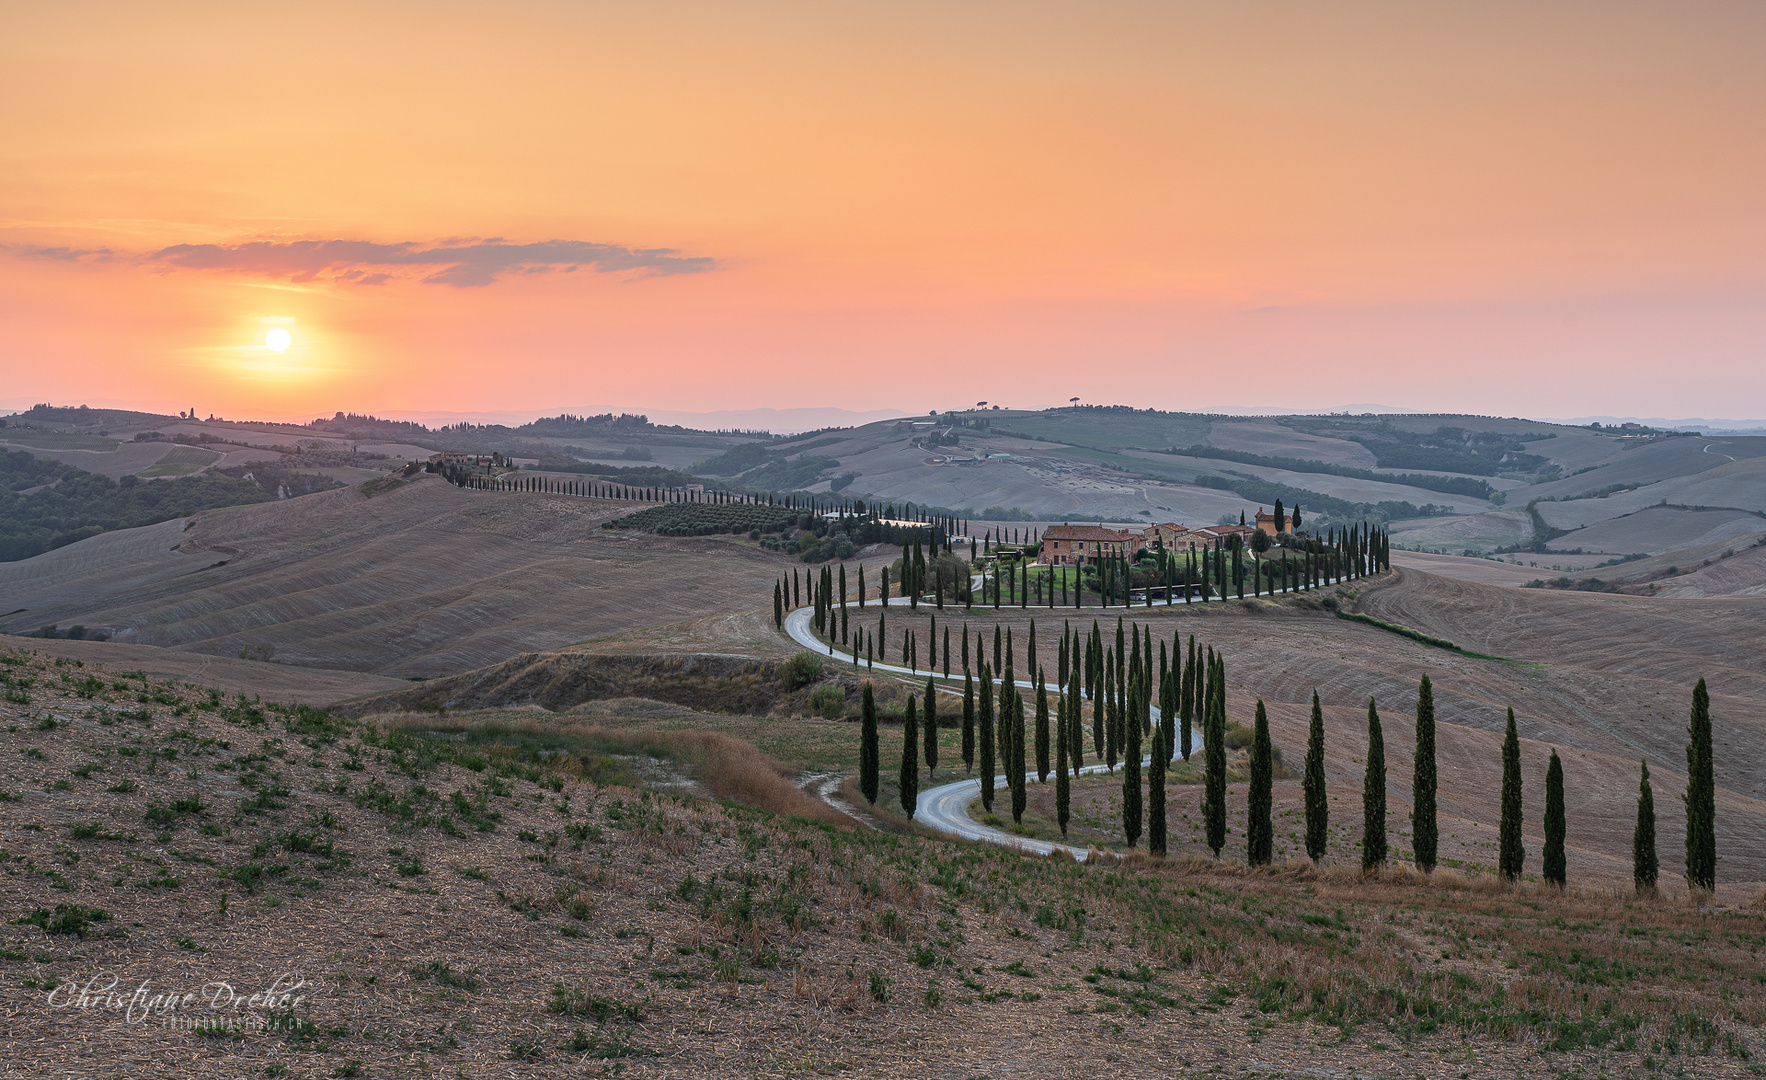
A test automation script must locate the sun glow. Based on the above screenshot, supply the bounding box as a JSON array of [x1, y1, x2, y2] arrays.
[[265, 327, 292, 352]]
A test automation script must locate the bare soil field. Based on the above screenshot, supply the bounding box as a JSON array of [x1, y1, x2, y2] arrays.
[[0, 638, 406, 704], [1388, 549, 1546, 586], [3, 646, 1763, 1078], [0, 476, 805, 679]]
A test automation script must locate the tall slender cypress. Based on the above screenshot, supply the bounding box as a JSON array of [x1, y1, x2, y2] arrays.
[[1684, 677, 1716, 893], [1103, 662, 1118, 771], [1361, 698, 1386, 871], [923, 678, 939, 773], [900, 697, 919, 817], [978, 665, 996, 811], [1633, 759, 1658, 895], [859, 684, 879, 804], [1181, 636, 1196, 760], [1204, 675, 1227, 857], [1498, 707, 1525, 881], [1543, 749, 1566, 888], [1412, 675, 1438, 872], [1159, 643, 1175, 765], [1010, 684, 1028, 824], [1247, 699, 1273, 866], [1055, 688, 1071, 835], [1148, 724, 1167, 855], [1122, 683, 1142, 847], [1092, 658, 1106, 762], [961, 670, 975, 774], [1034, 669, 1051, 782], [773, 581, 783, 628], [1304, 689, 1328, 862], [1068, 653, 1085, 771]]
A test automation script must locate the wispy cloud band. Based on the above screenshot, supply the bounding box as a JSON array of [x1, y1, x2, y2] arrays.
[[146, 238, 715, 286], [6, 237, 714, 286]]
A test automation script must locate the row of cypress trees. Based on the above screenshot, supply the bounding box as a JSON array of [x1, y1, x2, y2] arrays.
[[839, 585, 1718, 893], [1205, 673, 1716, 894], [858, 636, 1718, 895]]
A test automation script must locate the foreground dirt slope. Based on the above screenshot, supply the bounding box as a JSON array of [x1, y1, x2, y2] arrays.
[[2, 646, 1763, 1078], [0, 639, 406, 704], [0, 475, 797, 678]]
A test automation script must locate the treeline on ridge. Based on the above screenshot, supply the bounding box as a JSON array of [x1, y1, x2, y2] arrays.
[[0, 449, 275, 561]]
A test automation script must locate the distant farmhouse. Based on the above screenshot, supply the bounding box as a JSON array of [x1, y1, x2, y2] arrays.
[[1038, 517, 1268, 566], [1039, 524, 1144, 565]]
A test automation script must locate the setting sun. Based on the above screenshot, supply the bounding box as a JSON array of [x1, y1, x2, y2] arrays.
[[265, 327, 292, 353]]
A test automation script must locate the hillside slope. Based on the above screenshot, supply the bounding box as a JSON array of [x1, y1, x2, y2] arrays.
[[0, 475, 797, 678]]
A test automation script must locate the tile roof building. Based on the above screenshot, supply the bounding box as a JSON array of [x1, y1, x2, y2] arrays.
[[1038, 524, 1146, 565]]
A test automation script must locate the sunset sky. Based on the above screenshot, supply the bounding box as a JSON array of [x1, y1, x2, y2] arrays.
[[4, 2, 1765, 423]]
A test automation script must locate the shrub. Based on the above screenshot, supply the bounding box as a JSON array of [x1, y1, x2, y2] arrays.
[[778, 651, 824, 692], [807, 684, 846, 719], [13, 903, 111, 937]]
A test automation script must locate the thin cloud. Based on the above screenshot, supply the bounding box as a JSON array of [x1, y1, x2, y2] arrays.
[[6, 245, 115, 261], [141, 237, 715, 287]]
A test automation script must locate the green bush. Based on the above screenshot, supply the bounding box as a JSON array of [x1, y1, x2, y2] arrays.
[[807, 684, 846, 719], [13, 903, 111, 937], [778, 652, 824, 692]]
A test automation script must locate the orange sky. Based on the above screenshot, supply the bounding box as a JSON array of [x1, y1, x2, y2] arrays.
[[3, 1, 1765, 422]]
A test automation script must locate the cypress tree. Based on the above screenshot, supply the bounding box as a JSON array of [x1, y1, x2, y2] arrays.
[[1362, 698, 1386, 871], [1092, 654, 1106, 761], [773, 581, 783, 628], [1543, 749, 1566, 888], [1034, 669, 1050, 782], [924, 678, 939, 773], [1103, 663, 1118, 771], [1204, 681, 1226, 857], [900, 697, 919, 817], [1010, 683, 1028, 824], [993, 624, 1002, 673], [962, 669, 975, 773], [1122, 682, 1142, 847], [1633, 759, 1658, 895], [943, 625, 951, 678], [1303, 689, 1327, 862], [1069, 650, 1085, 771], [1055, 688, 1071, 835], [1412, 675, 1438, 873], [1181, 636, 1196, 760], [978, 664, 996, 811], [1498, 707, 1524, 881], [793, 569, 800, 608], [1684, 677, 1716, 893], [1148, 724, 1166, 855], [859, 684, 879, 804], [1159, 641, 1176, 765], [997, 673, 1013, 771], [1247, 699, 1273, 866]]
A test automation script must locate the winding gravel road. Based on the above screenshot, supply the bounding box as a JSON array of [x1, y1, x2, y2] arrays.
[[781, 598, 1192, 858]]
